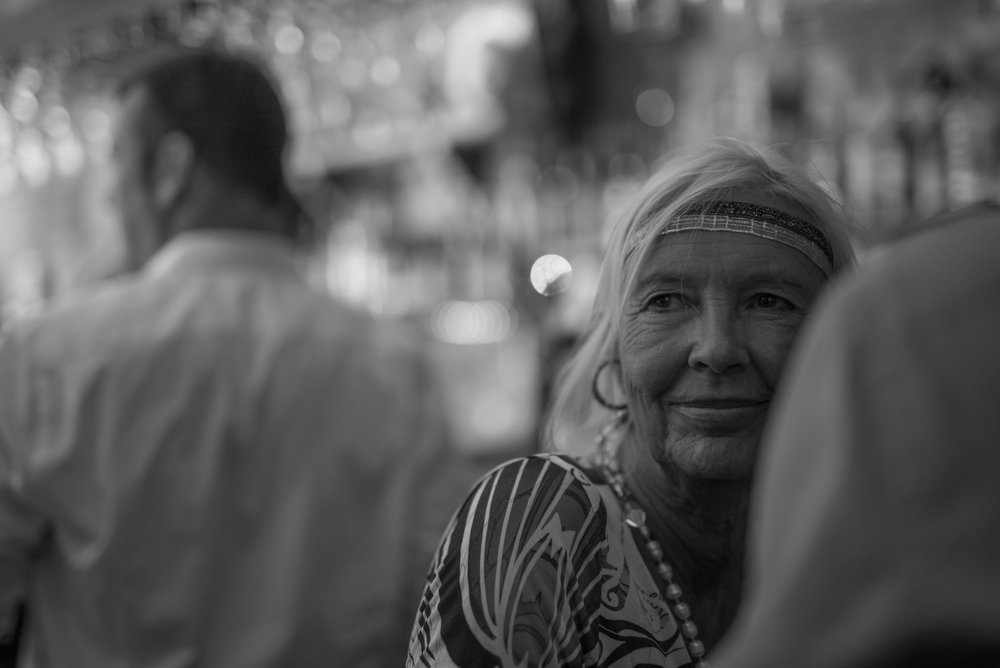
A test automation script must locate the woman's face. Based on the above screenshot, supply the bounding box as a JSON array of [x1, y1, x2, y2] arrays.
[[618, 210, 827, 482]]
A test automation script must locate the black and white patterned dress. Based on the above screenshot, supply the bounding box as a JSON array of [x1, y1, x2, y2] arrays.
[[407, 454, 694, 667]]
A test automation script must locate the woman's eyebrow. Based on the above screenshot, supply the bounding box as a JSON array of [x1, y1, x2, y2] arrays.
[[632, 270, 691, 292], [633, 270, 814, 293], [740, 272, 814, 292]]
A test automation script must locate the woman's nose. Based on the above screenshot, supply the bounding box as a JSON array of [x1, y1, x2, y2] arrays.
[[687, 305, 750, 373]]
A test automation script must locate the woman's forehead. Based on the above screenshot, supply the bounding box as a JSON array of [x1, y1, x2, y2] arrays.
[[636, 230, 826, 286], [626, 189, 833, 279]]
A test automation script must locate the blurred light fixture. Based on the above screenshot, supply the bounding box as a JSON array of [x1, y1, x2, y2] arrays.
[[275, 23, 305, 55], [9, 88, 38, 123], [370, 55, 401, 87], [723, 0, 746, 14], [415, 24, 445, 55], [338, 58, 369, 90], [608, 0, 639, 32], [635, 88, 675, 127], [41, 105, 70, 137], [16, 128, 50, 186], [51, 134, 85, 177], [319, 93, 352, 127], [2, 247, 47, 322], [351, 111, 393, 148], [15, 62, 41, 92], [530, 254, 573, 296], [80, 107, 111, 145], [610, 0, 682, 35], [432, 300, 516, 345], [758, 0, 785, 37], [310, 31, 342, 63]]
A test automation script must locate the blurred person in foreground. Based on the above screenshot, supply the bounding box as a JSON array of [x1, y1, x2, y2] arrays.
[[711, 201, 1000, 668], [0, 45, 457, 668], [407, 137, 857, 667]]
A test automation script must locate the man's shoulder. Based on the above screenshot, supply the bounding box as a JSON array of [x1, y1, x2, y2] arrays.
[[5, 277, 142, 352], [39, 276, 138, 318], [861, 203, 1000, 293], [830, 205, 1000, 334]]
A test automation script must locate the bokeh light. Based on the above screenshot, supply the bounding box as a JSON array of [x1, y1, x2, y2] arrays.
[[432, 300, 516, 345], [635, 88, 675, 127], [275, 24, 305, 55], [530, 254, 573, 296], [310, 31, 342, 63]]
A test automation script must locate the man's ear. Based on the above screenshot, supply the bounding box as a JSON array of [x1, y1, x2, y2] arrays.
[[151, 131, 194, 209]]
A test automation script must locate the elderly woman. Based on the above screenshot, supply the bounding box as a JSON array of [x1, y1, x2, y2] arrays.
[[407, 137, 857, 667]]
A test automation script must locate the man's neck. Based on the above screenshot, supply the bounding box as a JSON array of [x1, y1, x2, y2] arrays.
[[169, 181, 292, 240]]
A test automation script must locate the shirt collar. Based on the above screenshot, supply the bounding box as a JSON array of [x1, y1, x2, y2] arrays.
[[144, 229, 302, 280]]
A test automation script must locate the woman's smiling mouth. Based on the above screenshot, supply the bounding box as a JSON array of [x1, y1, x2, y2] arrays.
[[669, 399, 771, 430], [672, 398, 769, 409]]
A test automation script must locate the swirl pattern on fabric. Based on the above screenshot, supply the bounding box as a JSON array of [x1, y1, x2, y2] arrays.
[[407, 454, 694, 668]]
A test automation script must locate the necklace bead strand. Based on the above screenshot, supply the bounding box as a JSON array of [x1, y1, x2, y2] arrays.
[[596, 413, 709, 668]]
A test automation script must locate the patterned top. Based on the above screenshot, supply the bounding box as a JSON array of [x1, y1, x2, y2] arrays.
[[407, 454, 694, 667]]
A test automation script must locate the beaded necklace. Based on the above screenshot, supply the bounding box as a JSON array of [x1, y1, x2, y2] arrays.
[[595, 411, 710, 668]]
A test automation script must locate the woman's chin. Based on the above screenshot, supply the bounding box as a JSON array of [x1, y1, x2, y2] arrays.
[[665, 434, 760, 481]]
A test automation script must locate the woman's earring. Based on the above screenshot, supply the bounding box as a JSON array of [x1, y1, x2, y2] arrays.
[[592, 360, 628, 411]]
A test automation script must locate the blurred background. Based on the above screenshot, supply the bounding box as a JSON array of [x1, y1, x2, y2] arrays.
[[2, 0, 999, 462]]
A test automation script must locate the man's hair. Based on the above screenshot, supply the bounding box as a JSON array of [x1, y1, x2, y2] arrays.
[[114, 45, 290, 208]]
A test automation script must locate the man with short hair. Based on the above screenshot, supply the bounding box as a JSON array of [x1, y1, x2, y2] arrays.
[[0, 46, 455, 667]]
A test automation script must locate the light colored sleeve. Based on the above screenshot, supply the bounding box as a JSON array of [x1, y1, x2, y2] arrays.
[[0, 330, 48, 637]]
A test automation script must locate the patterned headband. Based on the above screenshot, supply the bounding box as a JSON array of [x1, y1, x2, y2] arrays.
[[663, 200, 835, 276]]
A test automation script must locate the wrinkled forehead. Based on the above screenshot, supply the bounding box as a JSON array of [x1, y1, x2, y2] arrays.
[[640, 229, 827, 283]]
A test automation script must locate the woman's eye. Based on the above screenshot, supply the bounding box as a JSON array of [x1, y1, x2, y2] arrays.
[[751, 293, 793, 310], [647, 293, 686, 310]]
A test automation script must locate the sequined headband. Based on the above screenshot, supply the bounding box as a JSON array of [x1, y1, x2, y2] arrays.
[[663, 200, 835, 276]]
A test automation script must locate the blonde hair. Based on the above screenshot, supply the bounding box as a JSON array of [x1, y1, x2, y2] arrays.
[[544, 137, 859, 455]]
